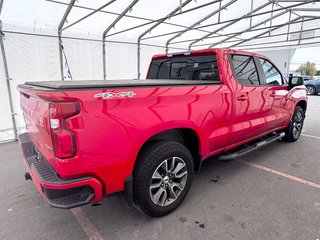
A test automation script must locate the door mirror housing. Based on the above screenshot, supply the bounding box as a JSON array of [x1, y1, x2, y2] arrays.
[[288, 76, 304, 90]]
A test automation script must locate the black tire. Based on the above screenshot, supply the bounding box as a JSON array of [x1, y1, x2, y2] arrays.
[[305, 85, 316, 95], [133, 141, 194, 217], [283, 106, 305, 142]]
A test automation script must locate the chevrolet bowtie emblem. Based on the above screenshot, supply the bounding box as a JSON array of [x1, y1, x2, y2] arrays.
[[94, 91, 136, 99]]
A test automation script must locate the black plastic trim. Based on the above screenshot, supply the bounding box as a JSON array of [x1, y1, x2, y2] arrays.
[[19, 133, 95, 209], [21, 79, 221, 90], [218, 131, 285, 161], [194, 154, 202, 173], [19, 133, 90, 184], [43, 185, 94, 209], [124, 175, 133, 207]]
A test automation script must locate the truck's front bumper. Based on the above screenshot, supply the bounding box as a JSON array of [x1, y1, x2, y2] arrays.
[[18, 133, 103, 209]]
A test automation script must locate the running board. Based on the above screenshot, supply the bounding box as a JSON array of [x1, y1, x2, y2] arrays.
[[218, 132, 285, 161]]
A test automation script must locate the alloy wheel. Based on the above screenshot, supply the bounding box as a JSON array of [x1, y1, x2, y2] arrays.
[[149, 157, 188, 206], [292, 111, 303, 138], [306, 86, 315, 95]]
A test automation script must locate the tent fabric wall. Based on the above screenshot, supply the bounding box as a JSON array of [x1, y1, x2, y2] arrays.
[[0, 46, 14, 142], [0, 31, 168, 142], [0, 0, 320, 143], [62, 38, 103, 80], [105, 42, 165, 79], [2, 32, 61, 139], [105, 42, 137, 79], [257, 49, 296, 74], [4, 33, 60, 82]]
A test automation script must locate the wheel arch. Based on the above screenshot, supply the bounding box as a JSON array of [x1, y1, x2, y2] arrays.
[[123, 127, 201, 207], [135, 128, 202, 173], [296, 100, 307, 113]]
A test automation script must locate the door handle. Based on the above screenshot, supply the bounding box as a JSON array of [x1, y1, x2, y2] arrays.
[[269, 93, 282, 99], [237, 95, 248, 101]]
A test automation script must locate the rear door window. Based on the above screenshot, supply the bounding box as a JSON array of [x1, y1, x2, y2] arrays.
[[148, 55, 220, 82], [230, 54, 260, 86]]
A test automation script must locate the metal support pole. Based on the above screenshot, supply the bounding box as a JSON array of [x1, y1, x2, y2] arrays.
[[192, 26, 320, 47], [229, 16, 301, 48], [188, 2, 270, 50], [298, 17, 304, 45], [218, 1, 222, 23], [177, 19, 315, 46], [58, 0, 76, 80], [269, 2, 274, 36], [293, 8, 320, 11], [0, 0, 3, 15], [61, 0, 117, 32], [0, 21, 18, 140], [48, 0, 220, 40], [236, 40, 320, 51], [58, 37, 64, 80], [166, 0, 237, 54], [102, 0, 139, 80], [137, 0, 193, 79], [250, 0, 254, 28], [137, 41, 140, 80], [142, 0, 312, 41], [287, 10, 292, 40], [273, 0, 307, 2], [230, 34, 320, 48], [209, 8, 291, 48]]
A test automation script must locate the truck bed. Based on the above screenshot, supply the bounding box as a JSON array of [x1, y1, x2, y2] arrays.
[[23, 79, 218, 90]]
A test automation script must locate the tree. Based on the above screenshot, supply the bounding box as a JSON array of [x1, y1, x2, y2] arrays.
[[296, 62, 317, 76]]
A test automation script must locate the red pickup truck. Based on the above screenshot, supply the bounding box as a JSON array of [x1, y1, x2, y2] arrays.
[[18, 48, 307, 217]]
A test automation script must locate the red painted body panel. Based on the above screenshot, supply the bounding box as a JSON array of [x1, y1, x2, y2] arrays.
[[17, 48, 307, 204]]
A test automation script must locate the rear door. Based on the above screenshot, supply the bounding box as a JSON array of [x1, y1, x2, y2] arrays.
[[228, 54, 269, 145], [147, 54, 233, 153], [256, 57, 289, 131]]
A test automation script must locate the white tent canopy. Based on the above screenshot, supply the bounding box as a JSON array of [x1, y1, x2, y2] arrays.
[[0, 0, 320, 142]]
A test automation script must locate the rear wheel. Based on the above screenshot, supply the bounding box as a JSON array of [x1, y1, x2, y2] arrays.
[[133, 141, 193, 217], [306, 85, 316, 95], [283, 106, 305, 142]]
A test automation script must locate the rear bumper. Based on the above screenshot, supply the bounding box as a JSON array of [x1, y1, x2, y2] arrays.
[[18, 133, 103, 209]]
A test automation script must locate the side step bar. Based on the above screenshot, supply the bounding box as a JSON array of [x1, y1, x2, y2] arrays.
[[218, 132, 285, 161]]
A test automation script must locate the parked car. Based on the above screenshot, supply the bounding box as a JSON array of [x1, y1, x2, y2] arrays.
[[17, 48, 307, 217], [304, 79, 320, 95]]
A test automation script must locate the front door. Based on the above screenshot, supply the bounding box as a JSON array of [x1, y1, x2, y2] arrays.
[[256, 57, 290, 131]]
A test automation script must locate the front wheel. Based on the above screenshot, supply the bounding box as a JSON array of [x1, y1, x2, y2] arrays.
[[133, 141, 194, 217], [283, 106, 305, 142]]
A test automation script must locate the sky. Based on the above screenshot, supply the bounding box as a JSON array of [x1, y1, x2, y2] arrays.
[[290, 47, 320, 72]]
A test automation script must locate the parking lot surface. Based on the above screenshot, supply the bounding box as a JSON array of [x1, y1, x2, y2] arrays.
[[1, 96, 319, 240]]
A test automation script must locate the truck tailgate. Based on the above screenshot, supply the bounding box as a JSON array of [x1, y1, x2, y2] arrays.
[[19, 92, 55, 168]]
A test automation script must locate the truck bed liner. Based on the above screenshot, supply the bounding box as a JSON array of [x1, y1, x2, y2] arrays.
[[23, 79, 218, 90]]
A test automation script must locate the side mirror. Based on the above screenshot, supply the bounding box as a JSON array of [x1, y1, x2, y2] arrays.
[[288, 76, 304, 90]]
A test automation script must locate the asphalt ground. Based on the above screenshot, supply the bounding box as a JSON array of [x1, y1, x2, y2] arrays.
[[1, 95, 319, 240]]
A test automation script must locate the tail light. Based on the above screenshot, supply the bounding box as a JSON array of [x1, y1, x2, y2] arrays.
[[49, 102, 80, 159]]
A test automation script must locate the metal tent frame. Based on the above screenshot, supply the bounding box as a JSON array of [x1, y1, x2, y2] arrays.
[[0, 0, 320, 141]]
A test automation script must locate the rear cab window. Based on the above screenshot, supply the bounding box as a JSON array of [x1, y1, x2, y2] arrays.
[[147, 54, 220, 82]]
